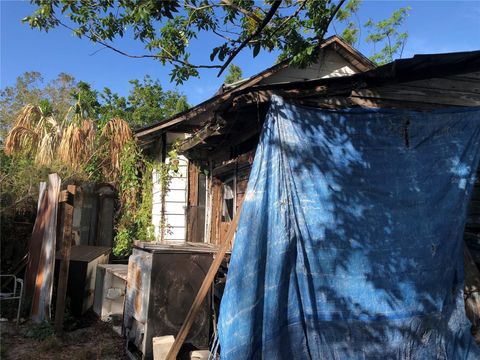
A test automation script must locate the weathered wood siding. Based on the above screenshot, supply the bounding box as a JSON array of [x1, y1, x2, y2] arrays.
[[259, 49, 359, 85], [151, 133, 189, 242]]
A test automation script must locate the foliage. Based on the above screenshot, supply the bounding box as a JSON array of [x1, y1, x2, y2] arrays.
[[126, 75, 190, 128], [364, 7, 410, 65], [334, 0, 410, 65], [224, 64, 244, 85], [25, 321, 55, 341], [113, 141, 179, 256], [100, 117, 133, 180], [0, 72, 74, 139], [114, 141, 144, 257], [1, 70, 190, 259], [1, 72, 189, 135], [24, 0, 348, 84], [1, 71, 190, 266], [335, 0, 362, 46]]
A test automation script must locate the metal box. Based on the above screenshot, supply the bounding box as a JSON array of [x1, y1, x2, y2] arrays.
[[124, 242, 217, 360], [55, 245, 111, 316], [93, 264, 128, 334]]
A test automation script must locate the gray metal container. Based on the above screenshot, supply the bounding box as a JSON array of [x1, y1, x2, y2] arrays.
[[93, 264, 128, 334], [124, 242, 217, 360]]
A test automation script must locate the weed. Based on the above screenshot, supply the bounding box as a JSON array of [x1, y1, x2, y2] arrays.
[[24, 321, 54, 340]]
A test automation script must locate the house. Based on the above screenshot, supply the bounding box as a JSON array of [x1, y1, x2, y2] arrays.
[[135, 35, 376, 243], [135, 36, 480, 257]]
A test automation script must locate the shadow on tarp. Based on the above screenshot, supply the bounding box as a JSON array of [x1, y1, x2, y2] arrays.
[[218, 95, 480, 359]]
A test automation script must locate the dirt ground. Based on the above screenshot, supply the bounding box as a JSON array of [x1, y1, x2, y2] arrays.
[[0, 318, 128, 360]]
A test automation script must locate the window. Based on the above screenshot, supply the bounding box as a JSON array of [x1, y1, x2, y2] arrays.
[[222, 177, 235, 222]]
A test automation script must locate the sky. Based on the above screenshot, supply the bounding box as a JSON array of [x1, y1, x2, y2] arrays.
[[1, 1, 480, 106]]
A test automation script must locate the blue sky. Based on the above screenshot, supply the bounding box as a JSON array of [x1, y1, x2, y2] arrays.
[[1, 1, 479, 106]]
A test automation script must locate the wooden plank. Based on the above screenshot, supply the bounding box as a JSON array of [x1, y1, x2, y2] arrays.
[[210, 179, 223, 246], [177, 124, 222, 153], [165, 204, 243, 360], [31, 173, 61, 323], [186, 163, 199, 243], [404, 77, 480, 94], [25, 182, 47, 302], [353, 85, 480, 106], [348, 96, 452, 110], [448, 71, 480, 81], [54, 185, 76, 333]]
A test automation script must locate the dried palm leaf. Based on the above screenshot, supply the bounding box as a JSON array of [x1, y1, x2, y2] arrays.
[[4, 126, 38, 156], [80, 119, 95, 160], [100, 118, 133, 180], [15, 104, 42, 129], [35, 131, 60, 166], [57, 119, 96, 168]]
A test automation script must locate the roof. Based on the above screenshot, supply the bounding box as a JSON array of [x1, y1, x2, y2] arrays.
[[135, 35, 375, 143], [176, 49, 480, 161]]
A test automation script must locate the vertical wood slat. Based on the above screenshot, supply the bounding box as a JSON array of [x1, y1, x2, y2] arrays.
[[210, 179, 223, 245], [187, 163, 199, 242], [31, 173, 61, 323], [166, 203, 243, 360], [54, 185, 76, 333]]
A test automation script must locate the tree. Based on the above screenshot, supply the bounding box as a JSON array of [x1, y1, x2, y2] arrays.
[[364, 7, 410, 65], [126, 75, 190, 128], [24, 0, 348, 84], [1, 72, 189, 133], [0, 72, 45, 138], [224, 64, 244, 85], [334, 0, 410, 65]]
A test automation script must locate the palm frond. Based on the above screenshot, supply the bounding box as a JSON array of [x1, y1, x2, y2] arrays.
[[15, 104, 42, 129], [35, 131, 60, 166], [57, 119, 96, 167], [4, 126, 38, 156], [100, 118, 133, 180]]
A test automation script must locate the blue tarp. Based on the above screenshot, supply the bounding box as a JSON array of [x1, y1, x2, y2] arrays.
[[218, 96, 480, 359]]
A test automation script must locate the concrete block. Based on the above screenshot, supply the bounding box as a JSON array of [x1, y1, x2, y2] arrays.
[[152, 335, 175, 360], [190, 350, 210, 360]]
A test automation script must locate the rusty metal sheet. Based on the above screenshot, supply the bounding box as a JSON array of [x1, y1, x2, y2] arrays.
[[30, 173, 61, 322]]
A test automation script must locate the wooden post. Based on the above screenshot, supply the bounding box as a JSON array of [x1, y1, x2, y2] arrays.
[[165, 203, 242, 360], [54, 185, 76, 333], [31, 173, 61, 323]]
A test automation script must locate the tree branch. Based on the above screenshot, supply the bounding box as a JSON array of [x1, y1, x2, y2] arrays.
[[217, 0, 283, 77], [220, 0, 262, 24], [55, 16, 222, 70], [318, 0, 347, 41], [266, 0, 307, 41]]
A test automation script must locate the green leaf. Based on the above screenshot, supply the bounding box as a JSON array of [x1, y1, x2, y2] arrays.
[[253, 43, 261, 58]]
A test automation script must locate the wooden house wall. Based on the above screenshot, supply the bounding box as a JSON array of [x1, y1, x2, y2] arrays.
[[258, 49, 359, 84], [151, 133, 189, 242]]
